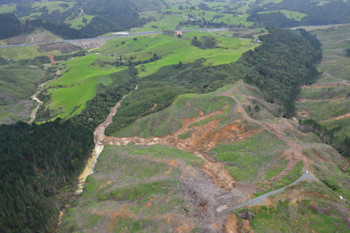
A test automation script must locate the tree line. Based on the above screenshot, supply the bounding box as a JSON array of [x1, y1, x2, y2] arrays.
[[0, 119, 94, 232]]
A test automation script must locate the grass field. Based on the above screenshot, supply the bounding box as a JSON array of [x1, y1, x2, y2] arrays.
[[211, 130, 288, 183], [44, 54, 125, 120], [0, 4, 16, 14], [66, 14, 94, 29], [96, 32, 257, 77], [0, 45, 61, 61], [31, 1, 74, 14], [259, 10, 307, 21], [0, 65, 45, 123], [131, 14, 186, 32], [296, 99, 350, 121], [297, 25, 350, 142]]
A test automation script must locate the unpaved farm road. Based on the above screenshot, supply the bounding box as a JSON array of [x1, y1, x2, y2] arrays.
[[218, 172, 320, 216], [0, 28, 229, 48]]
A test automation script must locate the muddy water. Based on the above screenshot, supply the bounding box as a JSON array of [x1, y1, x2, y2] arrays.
[[28, 83, 45, 124], [74, 85, 138, 195], [75, 144, 104, 194]]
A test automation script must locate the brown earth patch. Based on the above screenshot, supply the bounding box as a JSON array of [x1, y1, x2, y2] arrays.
[[47, 55, 57, 64], [102, 111, 262, 191], [301, 83, 348, 89], [297, 96, 346, 103], [39, 43, 78, 53], [201, 161, 235, 191], [321, 112, 350, 122], [92, 205, 194, 233], [242, 219, 254, 233], [98, 180, 113, 190], [224, 213, 239, 233], [297, 110, 310, 118]]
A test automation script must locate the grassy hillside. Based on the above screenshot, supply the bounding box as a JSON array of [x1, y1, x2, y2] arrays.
[[95, 32, 257, 77], [237, 181, 350, 232], [296, 24, 350, 152], [0, 65, 45, 123], [39, 54, 125, 120], [36, 31, 255, 122], [112, 91, 239, 138]]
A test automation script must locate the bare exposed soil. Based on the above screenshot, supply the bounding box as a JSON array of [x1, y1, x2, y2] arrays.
[[38, 43, 78, 53], [321, 112, 350, 122], [296, 96, 346, 103], [82, 82, 342, 232]]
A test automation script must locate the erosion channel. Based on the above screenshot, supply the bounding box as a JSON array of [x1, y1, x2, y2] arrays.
[[75, 85, 138, 194]]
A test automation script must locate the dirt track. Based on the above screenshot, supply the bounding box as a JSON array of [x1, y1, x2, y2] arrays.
[[221, 87, 312, 173]]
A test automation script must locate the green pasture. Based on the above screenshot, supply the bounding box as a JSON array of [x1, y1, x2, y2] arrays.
[[259, 10, 307, 21], [0, 4, 16, 14], [131, 14, 186, 32], [0, 65, 45, 123], [31, 1, 74, 14], [0, 45, 61, 61], [296, 99, 350, 121], [45, 54, 125, 120], [96, 32, 257, 77], [66, 14, 94, 29]]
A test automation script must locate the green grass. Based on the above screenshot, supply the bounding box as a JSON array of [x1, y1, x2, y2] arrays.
[[0, 45, 61, 61], [95, 146, 170, 180], [44, 54, 125, 119], [131, 14, 186, 32], [296, 99, 350, 121], [118, 144, 203, 168], [113, 217, 158, 232], [113, 92, 238, 138], [31, 1, 74, 14], [211, 130, 288, 182], [313, 161, 350, 199], [178, 131, 192, 140], [299, 86, 349, 100], [0, 65, 45, 104], [59, 204, 105, 232], [321, 118, 350, 139], [0, 4, 16, 14], [66, 14, 94, 29], [98, 180, 175, 202], [96, 32, 257, 77], [259, 10, 307, 21], [59, 144, 191, 232], [0, 65, 45, 123]]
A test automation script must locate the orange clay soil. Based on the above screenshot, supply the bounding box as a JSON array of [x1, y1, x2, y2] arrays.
[[91, 204, 195, 233]]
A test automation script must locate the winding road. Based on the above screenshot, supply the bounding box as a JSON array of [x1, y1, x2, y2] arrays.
[[0, 28, 230, 49], [218, 171, 320, 216]]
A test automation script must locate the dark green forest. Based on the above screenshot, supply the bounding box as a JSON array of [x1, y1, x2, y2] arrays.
[[0, 0, 164, 40], [249, 0, 350, 28], [240, 26, 321, 116], [0, 120, 94, 232]]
